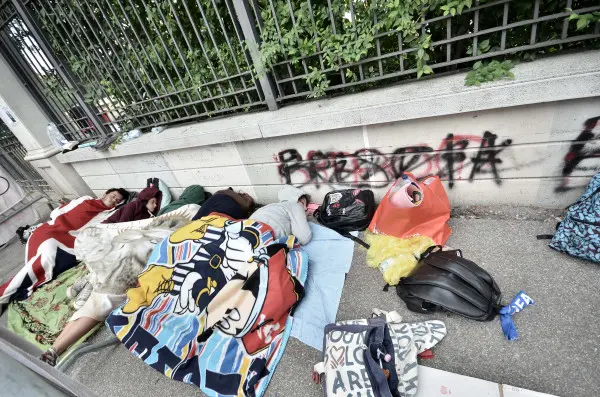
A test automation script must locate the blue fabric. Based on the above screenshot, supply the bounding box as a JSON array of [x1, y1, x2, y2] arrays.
[[550, 172, 600, 263], [499, 291, 534, 341], [291, 224, 356, 350]]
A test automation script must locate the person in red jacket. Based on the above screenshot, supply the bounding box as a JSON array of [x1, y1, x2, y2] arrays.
[[0, 188, 128, 305], [103, 186, 162, 224]]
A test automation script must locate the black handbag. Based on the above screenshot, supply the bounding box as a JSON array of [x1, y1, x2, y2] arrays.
[[314, 189, 376, 248], [396, 249, 502, 321]]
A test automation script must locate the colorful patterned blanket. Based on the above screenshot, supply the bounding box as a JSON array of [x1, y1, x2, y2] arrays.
[[7, 265, 88, 350], [106, 214, 307, 397]]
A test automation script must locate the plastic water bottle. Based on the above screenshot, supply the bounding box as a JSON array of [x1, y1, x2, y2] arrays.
[[121, 129, 142, 142], [46, 123, 68, 148]]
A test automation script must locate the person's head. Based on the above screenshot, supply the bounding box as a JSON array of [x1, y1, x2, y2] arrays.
[[237, 191, 255, 213], [102, 188, 128, 208], [146, 197, 158, 213], [298, 194, 310, 210]]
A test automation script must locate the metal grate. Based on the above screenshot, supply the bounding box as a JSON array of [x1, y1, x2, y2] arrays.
[[0, 119, 52, 193], [24, 0, 268, 133], [251, 0, 600, 101], [1, 0, 600, 135], [0, 1, 106, 141]]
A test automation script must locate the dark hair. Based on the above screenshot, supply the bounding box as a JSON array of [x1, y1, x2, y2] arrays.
[[105, 188, 129, 202], [299, 194, 310, 203]]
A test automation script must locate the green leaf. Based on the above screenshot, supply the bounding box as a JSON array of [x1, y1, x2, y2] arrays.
[[576, 18, 589, 30], [568, 13, 578, 21], [422, 65, 433, 74], [473, 61, 482, 70], [417, 48, 425, 58], [450, 8, 456, 16], [417, 70, 424, 78], [501, 60, 514, 69]]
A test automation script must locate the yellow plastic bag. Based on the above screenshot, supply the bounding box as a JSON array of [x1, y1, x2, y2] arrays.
[[365, 232, 435, 286]]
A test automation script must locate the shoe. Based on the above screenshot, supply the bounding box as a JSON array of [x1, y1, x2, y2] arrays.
[[40, 347, 58, 367], [66, 276, 88, 299], [60, 141, 79, 153], [73, 282, 92, 310]]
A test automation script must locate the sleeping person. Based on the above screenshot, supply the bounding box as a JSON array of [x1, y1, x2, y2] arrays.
[[65, 187, 162, 310], [103, 186, 161, 224], [0, 188, 128, 305], [40, 204, 200, 367], [250, 185, 312, 245], [192, 188, 254, 220]]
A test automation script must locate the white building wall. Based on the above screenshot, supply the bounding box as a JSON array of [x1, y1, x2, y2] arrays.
[[63, 97, 600, 208], [52, 51, 600, 208]]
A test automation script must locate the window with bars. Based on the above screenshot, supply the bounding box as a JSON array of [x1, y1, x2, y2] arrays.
[[0, 118, 51, 193]]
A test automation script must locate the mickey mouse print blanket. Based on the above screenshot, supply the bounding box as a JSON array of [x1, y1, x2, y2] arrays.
[[106, 214, 307, 397]]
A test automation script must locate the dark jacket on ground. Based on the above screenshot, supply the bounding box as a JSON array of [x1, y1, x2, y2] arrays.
[[192, 190, 249, 220], [103, 187, 162, 224]]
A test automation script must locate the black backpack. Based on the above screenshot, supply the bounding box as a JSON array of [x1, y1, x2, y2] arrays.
[[397, 249, 502, 321], [314, 189, 375, 248]]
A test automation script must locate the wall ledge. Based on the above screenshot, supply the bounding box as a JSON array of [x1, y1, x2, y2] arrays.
[[58, 50, 600, 164]]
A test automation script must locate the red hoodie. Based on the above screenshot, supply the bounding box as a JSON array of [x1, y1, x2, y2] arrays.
[[103, 187, 162, 224]]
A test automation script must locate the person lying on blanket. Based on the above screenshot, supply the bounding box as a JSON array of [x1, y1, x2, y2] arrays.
[[38, 190, 254, 367], [251, 185, 313, 245], [0, 188, 128, 306], [192, 187, 254, 220], [103, 186, 162, 224]]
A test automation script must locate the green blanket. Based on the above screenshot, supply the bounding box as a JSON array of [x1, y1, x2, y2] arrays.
[[7, 265, 89, 350]]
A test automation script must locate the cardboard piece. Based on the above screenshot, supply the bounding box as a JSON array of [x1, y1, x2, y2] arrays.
[[416, 366, 558, 397]]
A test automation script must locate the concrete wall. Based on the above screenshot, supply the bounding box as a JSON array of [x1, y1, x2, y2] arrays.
[[62, 97, 600, 208], [55, 51, 600, 208]]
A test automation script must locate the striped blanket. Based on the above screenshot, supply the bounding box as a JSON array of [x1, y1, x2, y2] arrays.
[[106, 214, 307, 397]]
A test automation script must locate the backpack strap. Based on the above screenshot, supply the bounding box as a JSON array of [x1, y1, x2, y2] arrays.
[[536, 234, 554, 240], [340, 231, 370, 249]]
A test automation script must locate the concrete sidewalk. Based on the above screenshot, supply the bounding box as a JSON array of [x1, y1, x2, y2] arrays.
[[1, 211, 599, 397]]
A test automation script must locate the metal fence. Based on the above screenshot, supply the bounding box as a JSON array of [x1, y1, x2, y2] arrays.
[[0, 0, 600, 139], [250, 0, 600, 101], [0, 119, 52, 193], [0, 0, 272, 140]]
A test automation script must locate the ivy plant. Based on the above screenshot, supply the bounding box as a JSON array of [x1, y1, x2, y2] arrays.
[[465, 60, 514, 87], [567, 9, 600, 31]]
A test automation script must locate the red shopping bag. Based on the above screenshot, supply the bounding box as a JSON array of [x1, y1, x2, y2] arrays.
[[368, 172, 452, 245]]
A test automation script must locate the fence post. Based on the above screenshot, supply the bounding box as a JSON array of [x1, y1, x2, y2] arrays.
[[10, 0, 108, 138], [232, 0, 279, 111]]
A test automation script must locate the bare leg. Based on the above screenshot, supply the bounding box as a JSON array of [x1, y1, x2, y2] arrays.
[[52, 316, 99, 355]]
